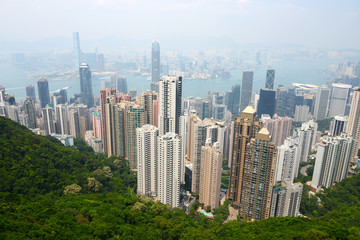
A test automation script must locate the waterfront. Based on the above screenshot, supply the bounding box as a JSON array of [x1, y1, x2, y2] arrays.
[[0, 58, 336, 101]]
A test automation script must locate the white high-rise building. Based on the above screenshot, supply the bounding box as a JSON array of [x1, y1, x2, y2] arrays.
[[294, 105, 310, 122], [295, 120, 318, 163], [275, 138, 300, 183], [330, 115, 348, 137], [270, 181, 303, 217], [157, 132, 181, 208], [158, 76, 182, 135], [313, 86, 330, 121], [346, 87, 360, 163], [179, 114, 188, 183], [136, 125, 159, 197], [55, 104, 69, 135], [328, 83, 352, 118], [311, 133, 353, 189]]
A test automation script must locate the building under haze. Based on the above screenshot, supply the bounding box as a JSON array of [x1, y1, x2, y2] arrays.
[[37, 77, 50, 108], [73, 32, 81, 69], [26, 84, 36, 103], [151, 41, 160, 83], [328, 83, 351, 118], [265, 68, 275, 90], [346, 87, 360, 163], [257, 88, 276, 118], [239, 70, 254, 112], [79, 63, 94, 108]]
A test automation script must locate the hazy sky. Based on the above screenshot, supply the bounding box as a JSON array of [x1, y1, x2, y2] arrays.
[[1, 0, 359, 48]]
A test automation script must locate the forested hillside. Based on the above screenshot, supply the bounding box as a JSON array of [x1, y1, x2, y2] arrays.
[[1, 116, 360, 239]]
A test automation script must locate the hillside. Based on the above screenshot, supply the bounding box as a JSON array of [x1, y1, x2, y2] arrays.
[[1, 116, 360, 239]]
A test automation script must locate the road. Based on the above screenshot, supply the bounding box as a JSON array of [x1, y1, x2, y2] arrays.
[[300, 164, 312, 176]]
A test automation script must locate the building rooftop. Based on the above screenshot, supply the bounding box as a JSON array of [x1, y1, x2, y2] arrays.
[[242, 105, 256, 114]]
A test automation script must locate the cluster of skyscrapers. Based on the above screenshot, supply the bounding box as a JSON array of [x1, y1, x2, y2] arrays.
[[2, 37, 360, 221]]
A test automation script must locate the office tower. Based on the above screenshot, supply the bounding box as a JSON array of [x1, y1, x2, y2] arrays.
[[37, 77, 50, 108], [257, 88, 276, 118], [211, 92, 227, 121], [79, 63, 94, 108], [265, 68, 275, 90], [270, 181, 303, 217], [239, 71, 254, 112], [7, 105, 20, 123], [275, 138, 300, 183], [158, 76, 182, 135], [262, 115, 292, 147], [114, 76, 128, 94], [294, 105, 310, 122], [228, 106, 262, 207], [311, 134, 353, 189], [26, 84, 36, 102], [313, 86, 330, 120], [97, 53, 105, 72], [151, 41, 160, 82], [137, 125, 159, 197], [139, 91, 157, 125], [73, 32, 81, 68], [328, 83, 352, 117], [179, 114, 188, 183], [199, 140, 223, 210], [129, 89, 137, 100], [55, 105, 69, 135], [295, 120, 318, 163], [225, 84, 241, 117], [223, 122, 234, 163], [157, 132, 181, 208], [152, 98, 159, 127], [239, 127, 277, 220], [23, 98, 37, 129], [251, 92, 260, 112], [53, 89, 68, 104], [276, 87, 296, 118], [101, 79, 111, 89], [330, 115, 348, 137], [42, 106, 55, 135], [122, 102, 146, 169], [346, 87, 360, 163], [100, 88, 116, 152]]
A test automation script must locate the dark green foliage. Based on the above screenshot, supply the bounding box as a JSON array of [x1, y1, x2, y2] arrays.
[[317, 118, 333, 133], [1, 116, 360, 239]]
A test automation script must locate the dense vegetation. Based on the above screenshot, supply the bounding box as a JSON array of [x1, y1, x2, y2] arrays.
[[1, 116, 360, 239]]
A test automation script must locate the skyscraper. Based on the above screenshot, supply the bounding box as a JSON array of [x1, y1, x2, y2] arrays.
[[311, 133, 353, 189], [275, 138, 300, 183], [257, 88, 276, 118], [346, 87, 360, 162], [199, 140, 223, 210], [265, 68, 275, 90], [26, 84, 36, 103], [151, 41, 160, 82], [239, 127, 277, 220], [139, 90, 158, 127], [329, 115, 348, 137], [313, 86, 330, 120], [295, 120, 318, 163], [73, 32, 81, 68], [262, 115, 292, 147], [100, 88, 116, 152], [158, 76, 182, 135], [239, 70, 254, 112], [79, 63, 94, 108], [42, 106, 55, 135], [37, 77, 50, 108], [113, 75, 128, 94], [228, 106, 262, 207], [294, 105, 310, 122], [137, 125, 159, 197], [157, 132, 181, 208], [23, 97, 37, 129], [328, 83, 352, 117]]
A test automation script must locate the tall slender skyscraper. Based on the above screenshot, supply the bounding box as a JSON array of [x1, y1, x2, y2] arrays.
[[100, 88, 116, 153], [158, 76, 182, 135], [157, 132, 181, 208], [270, 181, 303, 217], [79, 63, 94, 108], [137, 125, 159, 197], [23, 97, 37, 129], [328, 83, 352, 117], [199, 140, 223, 210], [313, 86, 330, 120], [265, 68, 275, 90], [151, 41, 160, 82], [37, 77, 50, 108], [26, 84, 36, 103], [346, 87, 360, 162], [73, 32, 81, 68], [139, 90, 158, 125], [239, 70, 254, 112]]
